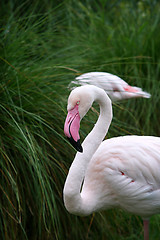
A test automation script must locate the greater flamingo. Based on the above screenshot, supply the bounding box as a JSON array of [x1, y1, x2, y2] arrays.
[[64, 85, 160, 240], [69, 72, 151, 101]]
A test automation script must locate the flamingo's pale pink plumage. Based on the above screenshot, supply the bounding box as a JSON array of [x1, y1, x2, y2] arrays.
[[64, 85, 160, 240], [69, 72, 151, 101]]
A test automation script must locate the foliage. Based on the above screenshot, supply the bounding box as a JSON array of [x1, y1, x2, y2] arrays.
[[0, 0, 160, 239]]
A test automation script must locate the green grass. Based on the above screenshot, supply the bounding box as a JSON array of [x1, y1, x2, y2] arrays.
[[0, 0, 160, 239]]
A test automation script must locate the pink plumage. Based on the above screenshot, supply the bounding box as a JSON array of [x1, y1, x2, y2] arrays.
[[69, 72, 151, 101], [82, 136, 160, 219]]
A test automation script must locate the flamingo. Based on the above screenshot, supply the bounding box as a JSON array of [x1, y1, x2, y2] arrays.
[[69, 72, 151, 101], [63, 85, 160, 240]]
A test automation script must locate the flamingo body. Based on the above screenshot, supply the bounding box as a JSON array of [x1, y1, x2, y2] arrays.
[[69, 72, 151, 101], [82, 135, 160, 219]]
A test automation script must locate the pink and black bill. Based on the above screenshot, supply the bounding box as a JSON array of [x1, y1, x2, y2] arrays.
[[64, 104, 83, 152]]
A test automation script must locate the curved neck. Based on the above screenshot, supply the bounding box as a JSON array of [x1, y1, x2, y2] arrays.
[[63, 88, 112, 215]]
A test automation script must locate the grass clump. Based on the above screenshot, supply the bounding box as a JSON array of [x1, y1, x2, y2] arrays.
[[0, 0, 160, 239]]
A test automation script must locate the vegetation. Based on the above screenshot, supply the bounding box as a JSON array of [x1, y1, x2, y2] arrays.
[[0, 0, 160, 239]]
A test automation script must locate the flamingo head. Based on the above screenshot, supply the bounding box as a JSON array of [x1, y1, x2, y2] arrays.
[[64, 86, 94, 153]]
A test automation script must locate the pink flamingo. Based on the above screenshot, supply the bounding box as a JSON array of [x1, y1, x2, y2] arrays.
[[69, 71, 151, 101], [64, 85, 160, 240]]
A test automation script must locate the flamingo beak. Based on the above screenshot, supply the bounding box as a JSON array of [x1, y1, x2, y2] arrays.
[[64, 105, 83, 152]]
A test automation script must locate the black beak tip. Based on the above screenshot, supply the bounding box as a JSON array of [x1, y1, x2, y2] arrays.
[[67, 137, 83, 153]]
